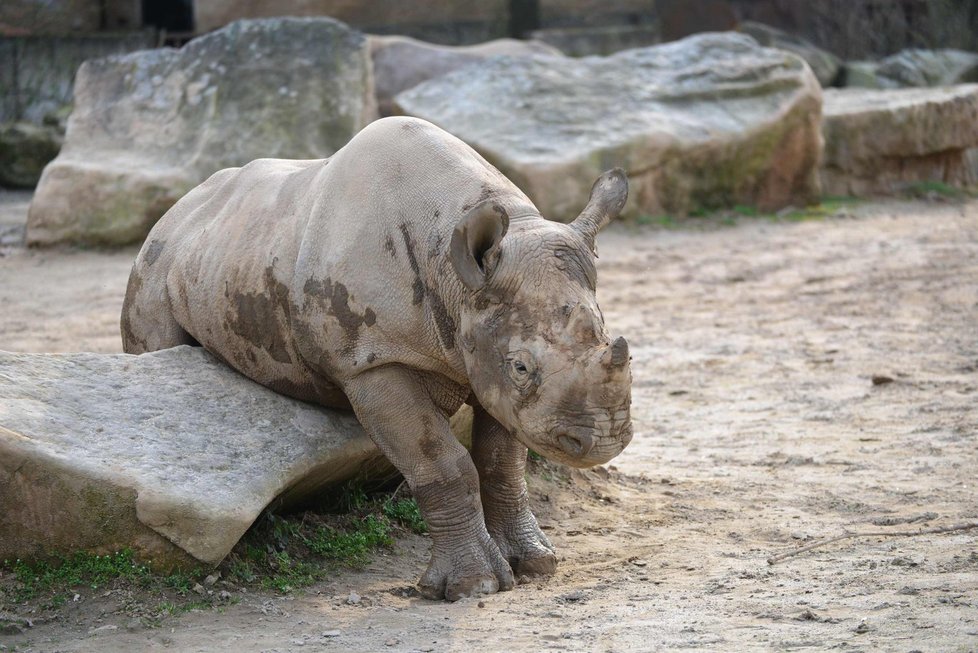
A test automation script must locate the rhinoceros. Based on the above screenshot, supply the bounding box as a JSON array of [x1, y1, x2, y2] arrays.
[[121, 116, 633, 601]]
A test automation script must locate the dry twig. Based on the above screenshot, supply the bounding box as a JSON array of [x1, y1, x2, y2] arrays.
[[767, 522, 978, 565]]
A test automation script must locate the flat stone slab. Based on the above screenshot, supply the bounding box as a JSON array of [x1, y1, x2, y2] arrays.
[[739, 21, 841, 87], [0, 347, 388, 569], [370, 35, 561, 116], [26, 17, 375, 247], [821, 85, 978, 195], [393, 32, 822, 219]]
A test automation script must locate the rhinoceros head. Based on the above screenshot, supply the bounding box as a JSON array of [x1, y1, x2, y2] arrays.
[[451, 169, 633, 468]]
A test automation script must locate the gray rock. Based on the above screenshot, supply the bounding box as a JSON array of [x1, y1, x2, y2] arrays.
[[739, 21, 841, 87], [840, 61, 898, 90], [530, 25, 659, 57], [26, 18, 376, 247], [821, 86, 978, 196], [394, 33, 822, 219], [876, 49, 978, 87], [0, 346, 390, 569], [0, 122, 63, 189], [844, 49, 978, 89], [370, 35, 561, 116]]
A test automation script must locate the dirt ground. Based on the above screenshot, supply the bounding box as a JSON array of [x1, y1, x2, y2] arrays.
[[1, 191, 976, 652]]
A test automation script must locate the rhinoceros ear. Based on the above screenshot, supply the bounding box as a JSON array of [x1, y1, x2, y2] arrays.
[[571, 168, 628, 246], [450, 201, 509, 292]]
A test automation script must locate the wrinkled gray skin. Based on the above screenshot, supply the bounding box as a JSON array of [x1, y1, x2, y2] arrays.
[[121, 117, 633, 601]]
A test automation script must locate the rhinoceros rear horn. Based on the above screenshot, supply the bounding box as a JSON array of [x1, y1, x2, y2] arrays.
[[571, 168, 629, 246], [450, 200, 509, 292]]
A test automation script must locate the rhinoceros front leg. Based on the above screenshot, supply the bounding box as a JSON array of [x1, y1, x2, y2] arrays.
[[343, 367, 514, 601], [471, 404, 558, 579]]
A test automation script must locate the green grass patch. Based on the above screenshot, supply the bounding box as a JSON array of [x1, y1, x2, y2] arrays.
[[383, 498, 428, 535], [901, 180, 970, 199], [635, 213, 679, 228], [732, 204, 760, 217], [4, 550, 158, 603], [1, 482, 429, 626], [221, 483, 427, 594], [630, 196, 867, 229]]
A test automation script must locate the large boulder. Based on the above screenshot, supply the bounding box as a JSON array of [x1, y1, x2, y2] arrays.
[[821, 86, 978, 196], [394, 33, 822, 219], [370, 35, 561, 116], [876, 49, 978, 87], [0, 122, 63, 189], [529, 25, 659, 57], [0, 347, 389, 570], [843, 49, 978, 89], [26, 18, 376, 247], [738, 21, 841, 87]]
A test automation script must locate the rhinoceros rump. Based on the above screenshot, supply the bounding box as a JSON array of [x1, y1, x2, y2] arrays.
[[121, 117, 633, 601]]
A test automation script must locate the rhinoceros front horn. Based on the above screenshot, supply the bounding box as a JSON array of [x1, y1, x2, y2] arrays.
[[602, 335, 630, 369], [450, 200, 509, 292], [572, 168, 629, 246]]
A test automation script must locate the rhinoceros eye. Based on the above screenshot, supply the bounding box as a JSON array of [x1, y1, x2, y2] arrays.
[[506, 351, 536, 390]]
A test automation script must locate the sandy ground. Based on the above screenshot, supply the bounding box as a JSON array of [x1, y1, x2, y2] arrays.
[[1, 193, 976, 652]]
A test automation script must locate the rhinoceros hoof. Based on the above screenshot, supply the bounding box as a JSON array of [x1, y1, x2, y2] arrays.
[[419, 537, 515, 601], [510, 549, 558, 579], [490, 519, 558, 579]]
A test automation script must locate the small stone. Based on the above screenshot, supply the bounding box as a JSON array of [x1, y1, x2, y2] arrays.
[[203, 572, 220, 586], [218, 590, 232, 601], [385, 638, 399, 646], [478, 601, 486, 608], [88, 624, 119, 635], [291, 639, 305, 646], [192, 582, 206, 595], [559, 590, 587, 602], [347, 591, 361, 605], [854, 620, 870, 634], [321, 630, 341, 637]]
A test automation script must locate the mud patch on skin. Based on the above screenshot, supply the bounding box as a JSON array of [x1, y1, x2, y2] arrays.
[[144, 239, 165, 267], [120, 269, 146, 352], [303, 277, 378, 355], [384, 235, 397, 259], [399, 223, 457, 349], [553, 245, 596, 291], [461, 184, 496, 213], [418, 415, 442, 461], [225, 266, 295, 364]]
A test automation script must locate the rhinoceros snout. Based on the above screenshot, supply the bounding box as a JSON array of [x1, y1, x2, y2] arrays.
[[546, 419, 632, 468], [555, 428, 595, 458]]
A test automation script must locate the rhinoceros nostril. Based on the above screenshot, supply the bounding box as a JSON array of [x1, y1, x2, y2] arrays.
[[556, 431, 594, 458]]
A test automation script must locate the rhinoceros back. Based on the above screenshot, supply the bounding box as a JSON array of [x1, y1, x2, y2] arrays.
[[123, 117, 536, 405]]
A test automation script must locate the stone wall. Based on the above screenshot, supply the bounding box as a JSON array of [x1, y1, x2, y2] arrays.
[[193, 0, 509, 44], [0, 31, 156, 124], [0, 0, 102, 35]]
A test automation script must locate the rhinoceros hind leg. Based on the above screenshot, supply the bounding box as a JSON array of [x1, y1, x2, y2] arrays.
[[121, 265, 199, 354], [471, 404, 558, 579]]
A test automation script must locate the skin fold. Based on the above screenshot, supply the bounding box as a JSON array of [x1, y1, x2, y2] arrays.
[[121, 116, 633, 601]]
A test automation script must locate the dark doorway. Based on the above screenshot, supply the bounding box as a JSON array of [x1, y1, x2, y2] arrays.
[[509, 0, 540, 38], [142, 0, 194, 34]]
